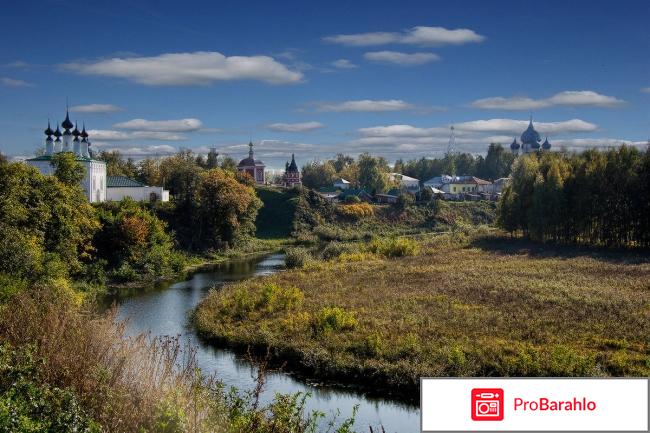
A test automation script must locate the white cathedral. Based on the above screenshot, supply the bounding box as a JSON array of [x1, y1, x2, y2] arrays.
[[26, 110, 168, 203], [26, 110, 107, 202]]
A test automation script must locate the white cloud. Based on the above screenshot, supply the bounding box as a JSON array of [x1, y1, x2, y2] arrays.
[[88, 129, 186, 141], [316, 99, 415, 112], [359, 124, 447, 137], [331, 59, 358, 69], [323, 26, 484, 47], [61, 51, 304, 86], [1, 77, 33, 87], [70, 104, 123, 113], [401, 26, 486, 45], [92, 143, 178, 156], [266, 121, 324, 132], [471, 90, 625, 110], [454, 118, 598, 135], [364, 51, 440, 65], [641, 87, 650, 94], [347, 118, 601, 157], [113, 118, 202, 132]]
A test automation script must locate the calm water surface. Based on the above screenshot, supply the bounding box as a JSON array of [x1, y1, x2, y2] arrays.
[[111, 253, 419, 432]]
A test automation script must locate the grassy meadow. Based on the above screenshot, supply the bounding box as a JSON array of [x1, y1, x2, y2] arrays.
[[194, 234, 650, 401]]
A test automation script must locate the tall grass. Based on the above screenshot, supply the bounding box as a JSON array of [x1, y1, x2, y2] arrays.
[[0, 290, 357, 433]]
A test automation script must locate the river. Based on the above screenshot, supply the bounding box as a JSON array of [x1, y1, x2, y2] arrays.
[[111, 253, 420, 432]]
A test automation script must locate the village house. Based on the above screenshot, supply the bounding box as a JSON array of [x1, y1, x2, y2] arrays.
[[491, 177, 511, 194], [389, 173, 420, 193], [338, 188, 373, 203], [333, 178, 351, 190]]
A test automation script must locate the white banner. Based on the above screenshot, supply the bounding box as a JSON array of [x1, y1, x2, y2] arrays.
[[421, 378, 648, 432]]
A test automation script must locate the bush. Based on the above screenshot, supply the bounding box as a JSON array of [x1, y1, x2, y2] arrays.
[[312, 307, 357, 335], [321, 242, 357, 260], [0, 343, 100, 433], [344, 195, 361, 204], [336, 203, 374, 220], [284, 247, 312, 269], [367, 237, 419, 257], [259, 283, 304, 313]]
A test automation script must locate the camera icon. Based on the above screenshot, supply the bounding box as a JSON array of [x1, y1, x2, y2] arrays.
[[471, 388, 504, 421]]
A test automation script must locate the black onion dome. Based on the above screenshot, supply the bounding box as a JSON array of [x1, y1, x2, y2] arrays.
[[510, 137, 520, 150], [81, 124, 88, 139], [44, 120, 54, 137], [238, 157, 256, 167], [61, 110, 73, 130], [72, 123, 80, 138], [542, 137, 551, 150], [53, 124, 62, 138], [521, 118, 541, 145], [288, 153, 298, 171]]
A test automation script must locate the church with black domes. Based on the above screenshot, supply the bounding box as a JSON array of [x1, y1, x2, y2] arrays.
[[510, 115, 552, 155]]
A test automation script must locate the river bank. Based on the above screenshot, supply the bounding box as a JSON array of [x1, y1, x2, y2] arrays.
[[194, 234, 650, 401], [114, 253, 421, 432]]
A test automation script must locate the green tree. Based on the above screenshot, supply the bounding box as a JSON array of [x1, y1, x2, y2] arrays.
[[94, 199, 180, 279], [97, 150, 138, 178], [220, 156, 238, 173], [50, 152, 86, 186], [195, 169, 262, 248], [0, 161, 99, 280], [357, 153, 388, 194], [301, 161, 336, 189], [331, 153, 355, 173]]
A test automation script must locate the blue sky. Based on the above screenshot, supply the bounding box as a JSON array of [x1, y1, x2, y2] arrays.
[[1, 0, 648, 168]]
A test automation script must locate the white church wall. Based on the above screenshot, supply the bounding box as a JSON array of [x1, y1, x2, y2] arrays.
[[106, 186, 169, 202]]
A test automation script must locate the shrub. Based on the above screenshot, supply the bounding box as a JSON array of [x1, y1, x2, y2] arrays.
[[321, 242, 357, 260], [344, 195, 361, 204], [350, 332, 383, 358], [0, 343, 101, 433], [284, 247, 312, 269], [367, 237, 419, 258], [312, 307, 357, 335], [259, 283, 304, 313], [335, 203, 374, 220]]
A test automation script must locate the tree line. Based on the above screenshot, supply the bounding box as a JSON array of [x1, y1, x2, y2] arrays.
[[299, 143, 516, 193], [498, 145, 650, 248], [0, 151, 262, 295]]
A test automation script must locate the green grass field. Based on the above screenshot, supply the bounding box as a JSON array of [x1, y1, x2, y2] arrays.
[[194, 234, 650, 401]]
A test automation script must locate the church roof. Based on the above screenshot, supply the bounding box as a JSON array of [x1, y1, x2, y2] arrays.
[[61, 110, 73, 130], [106, 176, 145, 188], [510, 137, 520, 150], [237, 157, 265, 167], [238, 141, 265, 167], [521, 117, 541, 144], [542, 137, 552, 150], [287, 154, 298, 172], [44, 121, 54, 136]]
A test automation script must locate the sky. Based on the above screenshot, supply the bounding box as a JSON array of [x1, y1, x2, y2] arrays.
[[0, 0, 649, 169]]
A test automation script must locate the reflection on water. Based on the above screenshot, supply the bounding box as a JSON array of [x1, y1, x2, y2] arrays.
[[111, 253, 419, 432]]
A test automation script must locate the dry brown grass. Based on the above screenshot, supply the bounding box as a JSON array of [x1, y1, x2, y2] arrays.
[[0, 289, 229, 433], [195, 234, 650, 400]]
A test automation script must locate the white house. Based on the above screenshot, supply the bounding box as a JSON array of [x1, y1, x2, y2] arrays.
[[333, 178, 351, 190], [389, 173, 420, 192], [106, 176, 169, 202], [26, 112, 106, 203], [491, 177, 511, 194]]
